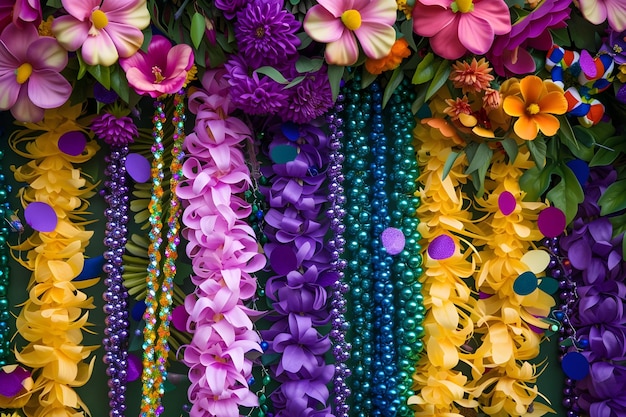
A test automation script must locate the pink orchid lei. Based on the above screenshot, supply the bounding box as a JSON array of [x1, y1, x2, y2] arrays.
[[259, 122, 335, 416], [177, 69, 266, 417]]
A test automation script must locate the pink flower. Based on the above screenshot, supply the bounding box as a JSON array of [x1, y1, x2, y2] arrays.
[[412, 0, 511, 60], [0, 23, 71, 123], [119, 35, 194, 98], [51, 0, 150, 67], [303, 0, 397, 66], [0, 0, 42, 31], [578, 0, 626, 31]]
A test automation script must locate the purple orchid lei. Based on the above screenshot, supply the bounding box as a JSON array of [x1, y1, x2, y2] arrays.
[[259, 121, 336, 417], [560, 166, 626, 417]]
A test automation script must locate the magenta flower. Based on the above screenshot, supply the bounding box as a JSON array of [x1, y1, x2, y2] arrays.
[[120, 35, 193, 98], [412, 0, 511, 60], [0, 23, 71, 123], [579, 0, 626, 31], [51, 0, 150, 67], [0, 0, 41, 31]]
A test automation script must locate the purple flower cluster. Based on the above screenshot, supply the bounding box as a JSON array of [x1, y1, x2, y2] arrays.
[[91, 112, 138, 146], [224, 0, 333, 124], [260, 123, 336, 417], [560, 166, 626, 417]]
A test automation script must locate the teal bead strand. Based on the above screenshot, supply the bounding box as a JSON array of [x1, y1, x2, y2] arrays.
[[0, 148, 16, 365]]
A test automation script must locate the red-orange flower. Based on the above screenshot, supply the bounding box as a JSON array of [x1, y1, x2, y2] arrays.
[[364, 37, 411, 75], [450, 58, 494, 94], [502, 75, 567, 140]]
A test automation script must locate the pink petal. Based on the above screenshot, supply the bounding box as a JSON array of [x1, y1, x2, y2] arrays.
[[11, 86, 43, 123], [27, 37, 67, 72], [473, 0, 511, 35], [28, 70, 71, 108], [428, 20, 467, 59], [412, 4, 455, 37], [503, 48, 536, 74], [52, 15, 89, 52], [360, 0, 398, 25], [105, 22, 145, 58], [103, 0, 151, 29], [354, 21, 396, 59], [0, 40, 20, 70], [0, 70, 21, 109], [325, 32, 359, 65], [61, 0, 98, 20], [578, 0, 607, 25], [80, 29, 119, 66], [458, 14, 495, 55], [419, 0, 453, 6], [165, 44, 193, 75], [303, 4, 344, 43], [1, 23, 37, 60], [606, 0, 626, 31], [313, 0, 351, 18]]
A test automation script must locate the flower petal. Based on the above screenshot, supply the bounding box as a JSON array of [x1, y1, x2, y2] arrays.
[[164, 44, 193, 78], [514, 114, 539, 140], [533, 113, 560, 137], [1, 23, 38, 61], [80, 29, 119, 66], [28, 70, 71, 109], [0, 70, 21, 109], [472, 0, 511, 35], [52, 15, 90, 52], [11, 85, 43, 122], [538, 90, 568, 115], [428, 20, 467, 60], [303, 5, 344, 43], [520, 75, 544, 105], [458, 14, 495, 55], [360, 0, 397, 25], [606, 0, 626, 31], [324, 32, 359, 66], [105, 22, 145, 58], [503, 48, 536, 75], [61, 0, 99, 20], [578, 0, 607, 25], [103, 0, 151, 29], [27, 38, 68, 72], [354, 21, 395, 60], [412, 4, 455, 37], [313, 0, 350, 18]]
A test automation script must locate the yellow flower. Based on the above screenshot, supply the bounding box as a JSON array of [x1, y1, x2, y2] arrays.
[[503, 75, 568, 140]]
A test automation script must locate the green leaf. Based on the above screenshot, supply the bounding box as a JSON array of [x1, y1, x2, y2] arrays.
[[550, 27, 571, 47], [400, 19, 417, 51], [505, 0, 526, 7], [546, 164, 585, 224], [328, 65, 344, 102], [190, 12, 205, 49], [573, 125, 596, 148], [382, 67, 404, 108], [425, 59, 451, 101], [285, 75, 305, 89], [295, 57, 324, 74], [442, 151, 461, 180], [623, 234, 626, 261], [87, 64, 111, 90], [589, 136, 623, 167], [598, 179, 626, 216], [470, 154, 490, 196], [76, 53, 87, 80], [588, 121, 616, 140], [140, 26, 153, 52], [609, 212, 626, 238], [296, 32, 313, 50], [557, 114, 579, 150], [520, 165, 554, 201], [411, 84, 428, 114], [465, 142, 493, 175], [527, 138, 547, 169], [569, 12, 598, 51], [412, 52, 435, 85], [254, 66, 289, 84], [361, 70, 377, 89], [110, 65, 130, 103], [501, 138, 519, 163]]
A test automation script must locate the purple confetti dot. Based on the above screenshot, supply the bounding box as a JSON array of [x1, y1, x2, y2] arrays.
[[381, 227, 405, 255], [428, 235, 455, 260]]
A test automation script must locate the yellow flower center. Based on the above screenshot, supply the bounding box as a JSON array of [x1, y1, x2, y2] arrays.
[[15, 63, 32, 84], [341, 9, 362, 31], [91, 9, 108, 30], [526, 103, 540, 115], [152, 66, 165, 83], [453, 0, 474, 13], [613, 44, 623, 54]]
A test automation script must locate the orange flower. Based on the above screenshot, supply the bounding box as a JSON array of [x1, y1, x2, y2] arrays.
[[364, 38, 411, 75], [482, 88, 501, 110], [443, 96, 472, 120], [503, 75, 568, 140], [450, 58, 495, 94]]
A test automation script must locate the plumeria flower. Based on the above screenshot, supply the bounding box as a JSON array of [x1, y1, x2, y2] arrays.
[[52, 0, 150, 67], [412, 0, 511, 60], [119, 35, 194, 98], [578, 0, 626, 32], [303, 0, 397, 66], [503, 75, 568, 140], [0, 0, 42, 31], [0, 23, 71, 123]]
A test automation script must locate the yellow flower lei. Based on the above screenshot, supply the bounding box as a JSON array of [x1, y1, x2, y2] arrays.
[[8, 103, 100, 417], [409, 110, 557, 416]]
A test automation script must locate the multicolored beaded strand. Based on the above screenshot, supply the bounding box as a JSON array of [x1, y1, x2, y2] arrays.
[[141, 100, 167, 417], [326, 90, 351, 417]]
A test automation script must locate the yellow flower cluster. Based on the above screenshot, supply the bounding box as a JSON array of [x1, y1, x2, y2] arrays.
[[8, 103, 100, 417], [408, 108, 556, 416]]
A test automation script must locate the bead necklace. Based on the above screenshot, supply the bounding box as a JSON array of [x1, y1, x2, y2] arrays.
[[0, 149, 18, 366], [326, 91, 351, 417], [368, 80, 397, 417], [385, 80, 424, 417], [102, 141, 131, 417], [342, 75, 374, 417]]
